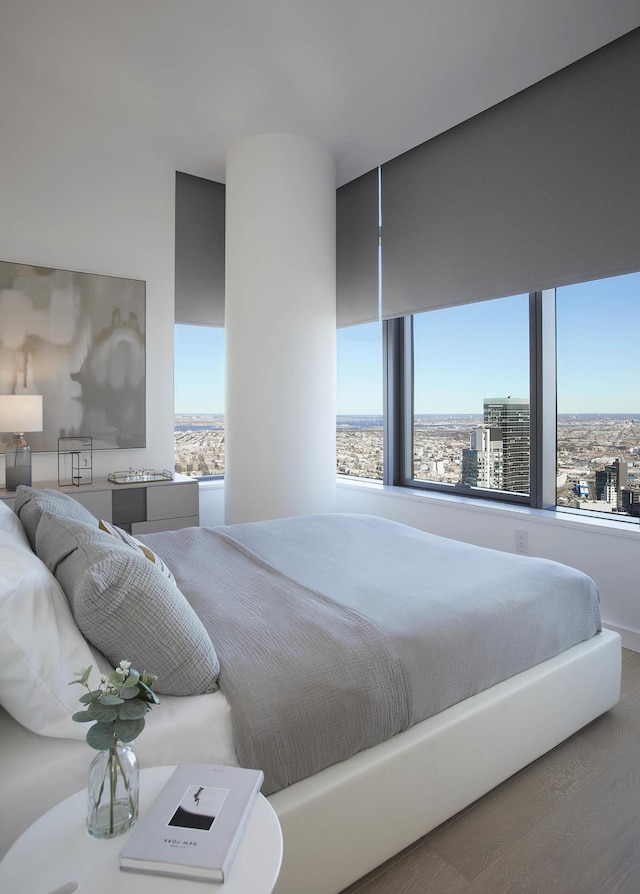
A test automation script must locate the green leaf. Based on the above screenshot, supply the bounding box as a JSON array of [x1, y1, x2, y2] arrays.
[[140, 671, 158, 686], [108, 671, 123, 687], [71, 710, 93, 723], [79, 689, 102, 705], [99, 693, 124, 706], [87, 701, 119, 722], [119, 685, 140, 700], [118, 700, 148, 720], [138, 682, 160, 704], [114, 718, 145, 742], [123, 670, 140, 687], [86, 723, 116, 751], [68, 665, 92, 686]]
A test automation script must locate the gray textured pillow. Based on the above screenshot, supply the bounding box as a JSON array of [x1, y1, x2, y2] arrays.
[[98, 519, 176, 583], [36, 513, 219, 696], [14, 485, 98, 551]]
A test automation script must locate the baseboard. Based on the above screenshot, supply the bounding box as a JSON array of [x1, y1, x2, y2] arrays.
[[603, 622, 640, 653]]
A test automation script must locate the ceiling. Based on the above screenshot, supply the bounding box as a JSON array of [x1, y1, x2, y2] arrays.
[[1, 0, 638, 187]]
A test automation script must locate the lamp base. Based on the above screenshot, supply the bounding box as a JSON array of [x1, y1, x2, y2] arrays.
[[5, 434, 32, 491]]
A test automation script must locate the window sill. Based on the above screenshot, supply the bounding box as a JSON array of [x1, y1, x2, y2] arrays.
[[195, 477, 225, 490], [336, 476, 639, 540]]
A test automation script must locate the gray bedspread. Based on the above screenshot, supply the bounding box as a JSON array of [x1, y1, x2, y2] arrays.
[[141, 514, 601, 795]]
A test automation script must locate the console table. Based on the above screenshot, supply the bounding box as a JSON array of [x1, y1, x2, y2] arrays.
[[0, 473, 199, 533], [0, 766, 283, 894]]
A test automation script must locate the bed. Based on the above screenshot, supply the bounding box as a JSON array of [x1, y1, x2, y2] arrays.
[[0, 487, 621, 894]]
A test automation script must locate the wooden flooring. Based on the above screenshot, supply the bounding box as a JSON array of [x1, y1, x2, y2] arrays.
[[340, 648, 640, 894]]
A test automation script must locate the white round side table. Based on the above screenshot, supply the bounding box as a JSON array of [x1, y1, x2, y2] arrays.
[[0, 765, 283, 894]]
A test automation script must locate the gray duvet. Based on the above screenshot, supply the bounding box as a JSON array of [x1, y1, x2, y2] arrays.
[[141, 514, 601, 795]]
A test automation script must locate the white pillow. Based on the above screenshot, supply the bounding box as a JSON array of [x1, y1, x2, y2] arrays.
[[0, 499, 30, 547], [0, 527, 109, 739]]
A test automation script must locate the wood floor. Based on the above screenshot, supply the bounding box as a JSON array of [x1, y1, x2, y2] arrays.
[[340, 648, 640, 894]]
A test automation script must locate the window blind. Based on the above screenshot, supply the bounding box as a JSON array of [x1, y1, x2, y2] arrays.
[[175, 171, 225, 327], [336, 168, 380, 327], [381, 27, 640, 320]]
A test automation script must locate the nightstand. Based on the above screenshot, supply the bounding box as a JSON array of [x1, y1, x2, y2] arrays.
[[0, 766, 283, 893]]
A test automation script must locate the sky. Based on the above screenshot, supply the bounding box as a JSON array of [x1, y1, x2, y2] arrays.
[[175, 272, 639, 416], [174, 325, 225, 414], [337, 272, 639, 415]]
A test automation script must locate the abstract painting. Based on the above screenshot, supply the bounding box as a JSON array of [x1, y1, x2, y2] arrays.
[[0, 260, 146, 452]]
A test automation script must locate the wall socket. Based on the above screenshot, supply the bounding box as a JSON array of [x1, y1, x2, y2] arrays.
[[515, 529, 528, 554]]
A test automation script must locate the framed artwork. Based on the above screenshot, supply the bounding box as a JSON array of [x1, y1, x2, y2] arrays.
[[0, 260, 146, 452]]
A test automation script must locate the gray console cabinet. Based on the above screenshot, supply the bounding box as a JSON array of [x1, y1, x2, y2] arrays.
[[0, 473, 199, 533]]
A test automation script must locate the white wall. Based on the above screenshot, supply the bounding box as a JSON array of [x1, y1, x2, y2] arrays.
[[0, 121, 176, 482], [337, 479, 640, 652]]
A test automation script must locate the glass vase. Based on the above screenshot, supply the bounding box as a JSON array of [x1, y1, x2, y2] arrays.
[[87, 740, 139, 838]]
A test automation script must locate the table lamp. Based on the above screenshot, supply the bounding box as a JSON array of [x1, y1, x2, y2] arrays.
[[0, 395, 44, 491]]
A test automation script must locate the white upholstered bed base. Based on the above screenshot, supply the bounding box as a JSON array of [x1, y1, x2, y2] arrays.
[[0, 628, 620, 894], [270, 627, 621, 894]]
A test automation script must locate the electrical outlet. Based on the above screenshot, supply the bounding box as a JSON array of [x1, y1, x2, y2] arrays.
[[516, 529, 528, 554]]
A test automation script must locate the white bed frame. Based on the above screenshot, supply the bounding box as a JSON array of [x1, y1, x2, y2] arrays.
[[270, 628, 621, 894], [0, 629, 621, 894]]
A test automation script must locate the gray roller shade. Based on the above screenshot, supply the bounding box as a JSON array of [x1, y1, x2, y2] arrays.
[[381, 27, 640, 319], [175, 171, 225, 326], [336, 168, 380, 327]]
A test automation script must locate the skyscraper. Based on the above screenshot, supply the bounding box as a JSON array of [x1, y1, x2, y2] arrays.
[[462, 427, 504, 489], [595, 459, 628, 509], [483, 397, 530, 494]]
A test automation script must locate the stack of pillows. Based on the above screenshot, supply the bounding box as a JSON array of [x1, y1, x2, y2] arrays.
[[1, 486, 219, 739]]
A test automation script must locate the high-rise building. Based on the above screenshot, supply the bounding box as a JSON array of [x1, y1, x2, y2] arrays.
[[483, 398, 530, 494], [462, 427, 504, 489], [620, 486, 640, 517], [595, 459, 628, 509]]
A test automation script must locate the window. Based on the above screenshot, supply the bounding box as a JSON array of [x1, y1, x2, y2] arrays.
[[336, 321, 383, 480], [408, 295, 531, 500], [368, 275, 639, 525], [556, 272, 640, 520], [174, 324, 225, 478]]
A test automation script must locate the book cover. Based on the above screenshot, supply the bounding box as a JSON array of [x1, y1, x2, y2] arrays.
[[119, 763, 264, 882]]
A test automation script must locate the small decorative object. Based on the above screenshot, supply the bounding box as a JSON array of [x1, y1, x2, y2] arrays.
[[70, 661, 160, 839], [0, 394, 43, 490], [108, 468, 173, 484], [58, 436, 93, 487]]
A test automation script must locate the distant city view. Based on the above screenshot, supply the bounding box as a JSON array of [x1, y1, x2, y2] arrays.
[[175, 271, 639, 521], [336, 410, 640, 519], [175, 415, 225, 478], [175, 410, 640, 520]]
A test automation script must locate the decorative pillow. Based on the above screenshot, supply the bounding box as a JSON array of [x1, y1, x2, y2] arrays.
[[0, 526, 109, 740], [0, 499, 30, 548], [13, 485, 97, 551], [98, 519, 176, 582], [36, 513, 219, 697]]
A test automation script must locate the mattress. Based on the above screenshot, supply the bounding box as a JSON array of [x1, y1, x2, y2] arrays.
[[140, 513, 602, 794]]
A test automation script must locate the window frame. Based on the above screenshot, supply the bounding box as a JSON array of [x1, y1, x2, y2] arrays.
[[379, 288, 638, 527], [385, 293, 545, 508]]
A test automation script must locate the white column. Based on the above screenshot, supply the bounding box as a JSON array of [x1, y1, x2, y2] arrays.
[[224, 134, 337, 523]]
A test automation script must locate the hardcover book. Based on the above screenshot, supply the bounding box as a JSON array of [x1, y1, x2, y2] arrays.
[[119, 763, 264, 882]]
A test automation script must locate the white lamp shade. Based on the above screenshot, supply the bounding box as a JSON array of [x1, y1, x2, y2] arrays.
[[0, 395, 44, 433]]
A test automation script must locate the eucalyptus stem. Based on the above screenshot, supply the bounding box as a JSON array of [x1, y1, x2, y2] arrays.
[[72, 662, 156, 837], [113, 738, 136, 816], [109, 741, 116, 834]]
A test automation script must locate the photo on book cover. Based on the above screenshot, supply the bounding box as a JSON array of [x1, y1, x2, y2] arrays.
[[168, 785, 230, 832]]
